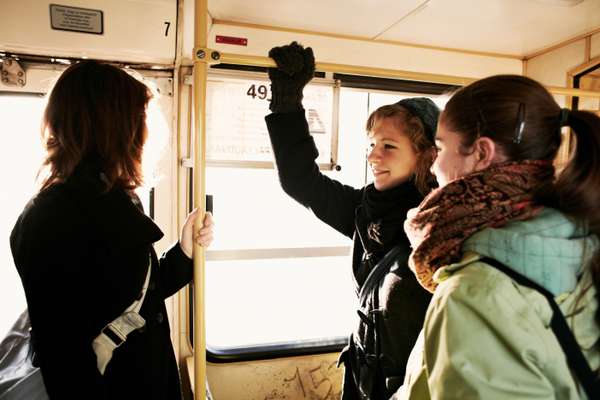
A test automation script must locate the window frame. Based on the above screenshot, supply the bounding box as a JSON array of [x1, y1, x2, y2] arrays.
[[186, 68, 452, 362]]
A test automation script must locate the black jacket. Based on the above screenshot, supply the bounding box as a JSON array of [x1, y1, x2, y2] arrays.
[[266, 111, 431, 399], [10, 160, 192, 400]]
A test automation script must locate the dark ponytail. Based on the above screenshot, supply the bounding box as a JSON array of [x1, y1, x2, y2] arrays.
[[552, 109, 600, 323]]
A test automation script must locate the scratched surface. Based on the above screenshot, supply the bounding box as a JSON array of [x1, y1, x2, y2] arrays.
[[206, 352, 343, 399]]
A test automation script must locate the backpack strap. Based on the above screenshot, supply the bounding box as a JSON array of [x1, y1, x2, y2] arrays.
[[480, 257, 599, 399], [359, 245, 406, 307]]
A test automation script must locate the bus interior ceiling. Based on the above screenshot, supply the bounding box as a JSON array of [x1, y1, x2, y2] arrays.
[[1, 1, 600, 399]]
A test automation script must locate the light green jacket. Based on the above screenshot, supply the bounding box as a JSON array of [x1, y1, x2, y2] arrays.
[[396, 208, 599, 400]]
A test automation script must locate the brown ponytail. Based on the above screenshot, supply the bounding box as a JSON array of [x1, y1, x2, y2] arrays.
[[552, 109, 600, 323]]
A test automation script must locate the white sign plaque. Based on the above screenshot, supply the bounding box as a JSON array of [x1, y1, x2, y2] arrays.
[[206, 76, 334, 166]]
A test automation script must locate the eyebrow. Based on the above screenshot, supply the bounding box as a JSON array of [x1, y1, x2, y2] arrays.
[[369, 136, 400, 143]]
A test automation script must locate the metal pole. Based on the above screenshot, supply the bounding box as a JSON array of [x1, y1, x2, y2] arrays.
[[218, 52, 600, 99], [193, 0, 208, 397]]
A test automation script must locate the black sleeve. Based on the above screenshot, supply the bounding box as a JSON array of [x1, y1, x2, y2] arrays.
[[266, 111, 363, 238], [10, 206, 108, 399], [158, 242, 194, 299]]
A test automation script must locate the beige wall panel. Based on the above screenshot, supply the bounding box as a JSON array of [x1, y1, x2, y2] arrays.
[[205, 353, 343, 400], [182, 25, 522, 78], [592, 33, 600, 59], [526, 40, 587, 108], [0, 0, 176, 64], [579, 75, 600, 111], [526, 40, 586, 88], [0, 63, 66, 93]]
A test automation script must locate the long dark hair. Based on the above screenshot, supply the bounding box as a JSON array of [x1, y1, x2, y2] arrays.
[[41, 61, 151, 191], [366, 104, 438, 195], [442, 74, 600, 323]]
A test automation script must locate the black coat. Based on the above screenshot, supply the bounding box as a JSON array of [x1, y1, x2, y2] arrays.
[[10, 161, 192, 400], [266, 111, 431, 399]]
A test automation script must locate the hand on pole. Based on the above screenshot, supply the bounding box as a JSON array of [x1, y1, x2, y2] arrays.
[[180, 209, 214, 258]]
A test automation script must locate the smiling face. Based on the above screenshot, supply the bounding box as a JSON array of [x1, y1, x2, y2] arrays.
[[367, 116, 418, 191]]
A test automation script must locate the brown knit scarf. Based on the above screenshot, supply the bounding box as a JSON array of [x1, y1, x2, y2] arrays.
[[404, 160, 554, 292]]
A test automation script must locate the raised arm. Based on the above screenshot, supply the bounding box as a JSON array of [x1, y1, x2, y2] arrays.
[[266, 42, 362, 238]]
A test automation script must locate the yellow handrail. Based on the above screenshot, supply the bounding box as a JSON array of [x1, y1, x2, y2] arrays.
[[218, 52, 600, 99], [192, 0, 208, 398]]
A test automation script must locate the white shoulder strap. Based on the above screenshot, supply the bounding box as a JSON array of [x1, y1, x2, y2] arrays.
[[125, 257, 152, 314], [92, 255, 152, 375]]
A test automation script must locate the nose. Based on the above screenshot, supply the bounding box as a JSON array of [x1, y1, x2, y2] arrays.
[[430, 152, 438, 175], [367, 145, 380, 163]]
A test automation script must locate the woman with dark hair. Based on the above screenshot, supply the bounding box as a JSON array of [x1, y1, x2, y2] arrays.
[[10, 61, 213, 399], [397, 75, 600, 399], [265, 42, 438, 399]]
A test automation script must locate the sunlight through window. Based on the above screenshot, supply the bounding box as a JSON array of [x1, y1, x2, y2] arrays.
[[0, 94, 45, 337]]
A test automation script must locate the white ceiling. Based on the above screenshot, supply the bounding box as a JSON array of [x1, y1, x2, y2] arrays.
[[208, 0, 600, 57]]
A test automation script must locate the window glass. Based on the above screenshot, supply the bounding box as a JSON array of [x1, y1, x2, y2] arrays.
[[207, 167, 351, 250], [205, 166, 358, 347], [0, 94, 45, 337], [204, 83, 371, 348], [207, 256, 355, 348], [203, 80, 449, 349]]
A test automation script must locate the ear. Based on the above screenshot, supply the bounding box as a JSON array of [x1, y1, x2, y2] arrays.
[[472, 137, 499, 171]]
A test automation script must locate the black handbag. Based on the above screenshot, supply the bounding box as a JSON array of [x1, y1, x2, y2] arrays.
[[0, 310, 49, 400]]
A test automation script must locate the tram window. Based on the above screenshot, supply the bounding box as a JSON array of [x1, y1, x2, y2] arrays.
[[0, 94, 45, 337], [200, 74, 449, 354], [204, 167, 358, 348]]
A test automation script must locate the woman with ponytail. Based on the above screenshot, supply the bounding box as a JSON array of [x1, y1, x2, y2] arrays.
[[395, 75, 599, 399]]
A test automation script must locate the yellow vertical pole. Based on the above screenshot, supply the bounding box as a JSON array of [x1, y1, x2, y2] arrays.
[[193, 0, 208, 398]]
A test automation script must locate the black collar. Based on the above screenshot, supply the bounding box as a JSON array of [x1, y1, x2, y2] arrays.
[[64, 160, 163, 250]]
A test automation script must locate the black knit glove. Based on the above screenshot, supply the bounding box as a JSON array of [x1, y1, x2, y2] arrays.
[[267, 41, 315, 113]]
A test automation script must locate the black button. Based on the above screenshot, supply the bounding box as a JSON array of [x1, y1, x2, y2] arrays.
[[156, 312, 164, 324]]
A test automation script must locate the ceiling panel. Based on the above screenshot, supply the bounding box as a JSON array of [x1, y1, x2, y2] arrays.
[[208, 0, 426, 38], [380, 0, 600, 55], [209, 0, 600, 57]]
